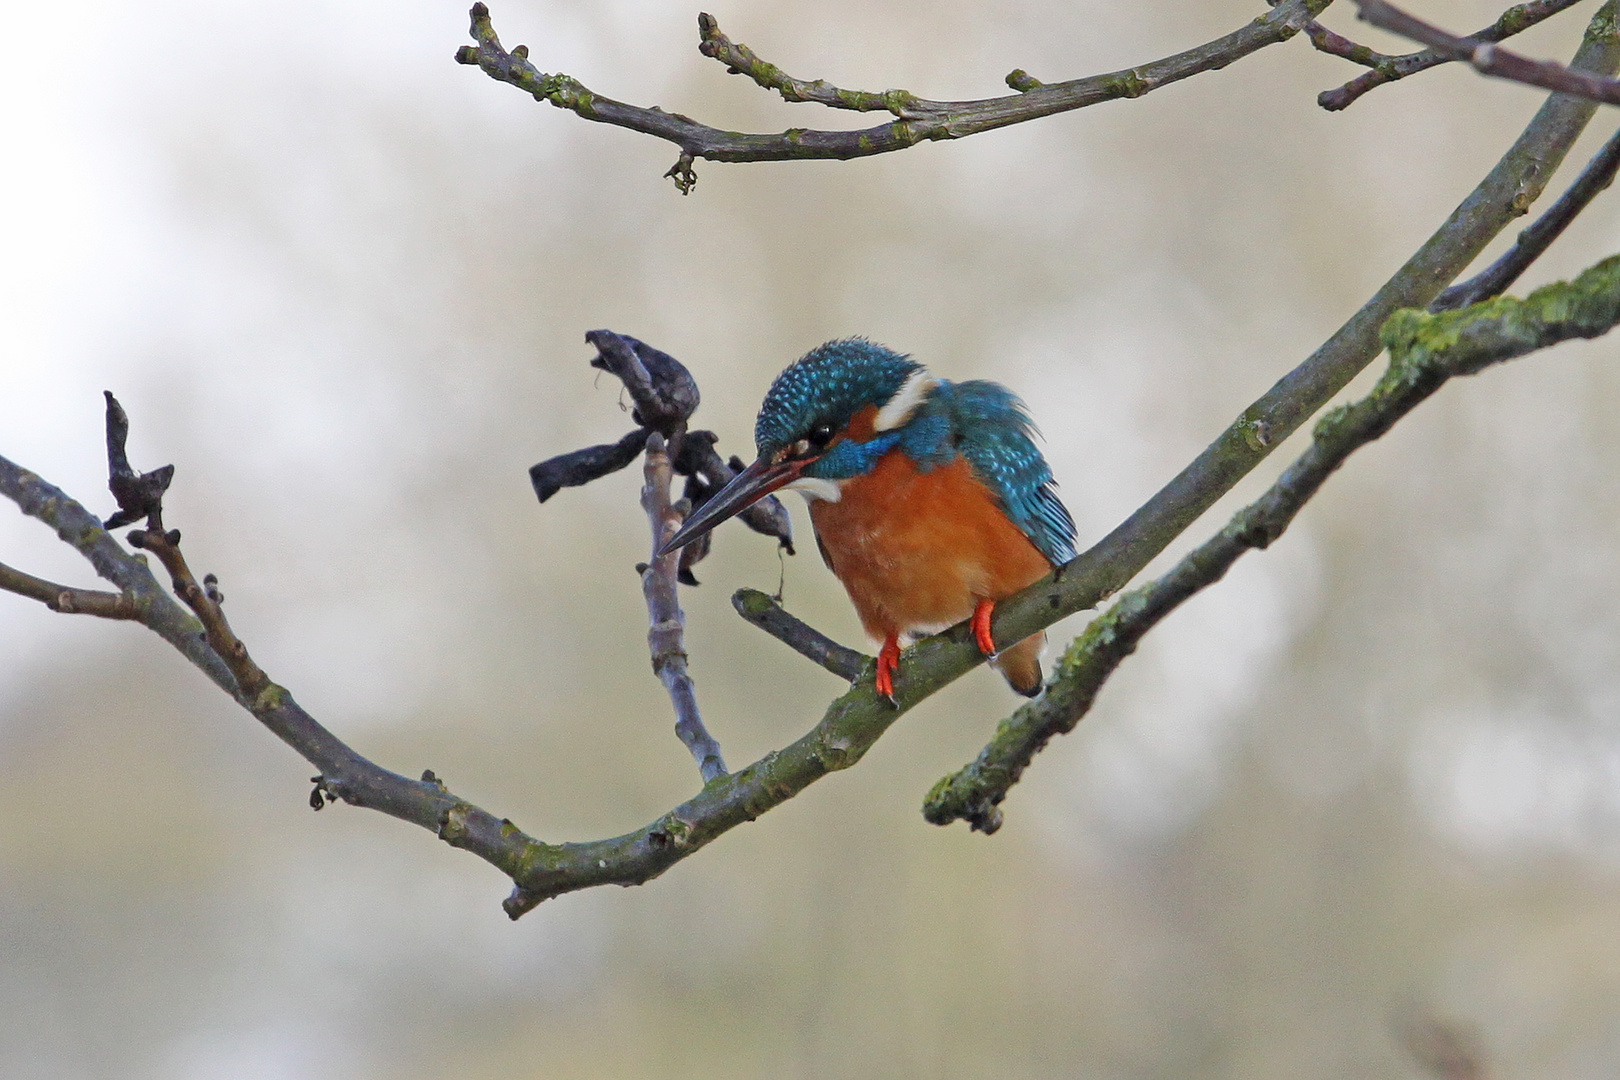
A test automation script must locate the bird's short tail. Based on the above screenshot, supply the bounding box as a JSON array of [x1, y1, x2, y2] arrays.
[[991, 632, 1046, 697]]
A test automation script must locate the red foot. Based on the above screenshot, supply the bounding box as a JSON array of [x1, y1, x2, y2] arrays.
[[876, 634, 901, 704], [971, 598, 997, 657]]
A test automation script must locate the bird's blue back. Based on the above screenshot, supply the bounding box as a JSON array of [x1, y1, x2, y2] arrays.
[[902, 379, 1077, 567]]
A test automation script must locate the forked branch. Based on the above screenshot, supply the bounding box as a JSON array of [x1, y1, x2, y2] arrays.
[[1312, 0, 1586, 110], [1351, 0, 1620, 103], [1435, 121, 1620, 310]]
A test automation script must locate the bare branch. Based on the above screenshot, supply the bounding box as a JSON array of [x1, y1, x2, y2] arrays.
[[731, 587, 868, 682], [0, 451, 595, 913], [1435, 122, 1620, 310], [927, 252, 1620, 832], [455, 0, 1331, 190], [124, 527, 271, 701], [1351, 0, 1620, 104], [642, 433, 727, 783], [1317, 0, 1584, 110], [0, 560, 138, 619]]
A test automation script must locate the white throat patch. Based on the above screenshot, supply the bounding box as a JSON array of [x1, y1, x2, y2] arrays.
[[872, 367, 939, 432], [784, 476, 843, 503]]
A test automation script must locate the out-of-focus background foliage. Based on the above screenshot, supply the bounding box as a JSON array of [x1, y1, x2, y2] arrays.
[[4, 0, 1620, 1076]]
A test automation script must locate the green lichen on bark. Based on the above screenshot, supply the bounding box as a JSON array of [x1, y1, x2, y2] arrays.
[[1381, 252, 1620, 383], [1106, 71, 1151, 98], [1589, 2, 1620, 42], [252, 684, 289, 713]]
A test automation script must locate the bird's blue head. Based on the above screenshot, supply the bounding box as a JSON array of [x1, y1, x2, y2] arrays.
[[657, 338, 923, 556], [753, 339, 921, 459]]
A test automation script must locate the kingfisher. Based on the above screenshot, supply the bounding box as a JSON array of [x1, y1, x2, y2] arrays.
[[659, 338, 1077, 702]]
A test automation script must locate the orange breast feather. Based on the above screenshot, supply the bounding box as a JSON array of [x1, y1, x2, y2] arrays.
[[809, 444, 1053, 641]]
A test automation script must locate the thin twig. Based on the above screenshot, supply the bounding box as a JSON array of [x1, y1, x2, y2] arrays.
[[125, 528, 270, 701], [1352, 0, 1620, 104], [1318, 0, 1584, 110], [731, 587, 868, 682], [642, 433, 727, 783], [456, 0, 1331, 191], [1434, 122, 1620, 310], [926, 253, 1620, 832], [0, 560, 139, 619]]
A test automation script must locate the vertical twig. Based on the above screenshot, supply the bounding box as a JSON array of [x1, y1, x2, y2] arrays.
[[641, 433, 727, 783]]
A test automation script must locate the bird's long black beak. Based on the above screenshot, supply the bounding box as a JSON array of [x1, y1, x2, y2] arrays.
[[657, 454, 803, 557]]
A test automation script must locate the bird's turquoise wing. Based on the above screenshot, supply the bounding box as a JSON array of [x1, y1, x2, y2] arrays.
[[937, 380, 1077, 566]]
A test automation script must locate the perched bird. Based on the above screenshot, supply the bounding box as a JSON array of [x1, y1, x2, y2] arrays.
[[659, 339, 1077, 701]]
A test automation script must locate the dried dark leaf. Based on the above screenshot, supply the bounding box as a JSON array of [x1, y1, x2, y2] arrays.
[[529, 428, 650, 503]]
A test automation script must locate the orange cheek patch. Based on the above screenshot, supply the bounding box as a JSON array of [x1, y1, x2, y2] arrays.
[[837, 404, 880, 445]]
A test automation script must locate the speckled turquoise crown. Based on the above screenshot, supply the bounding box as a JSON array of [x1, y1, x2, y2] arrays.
[[754, 339, 920, 455]]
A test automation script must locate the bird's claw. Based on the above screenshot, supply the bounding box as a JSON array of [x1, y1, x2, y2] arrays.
[[876, 634, 901, 707], [971, 598, 998, 658]]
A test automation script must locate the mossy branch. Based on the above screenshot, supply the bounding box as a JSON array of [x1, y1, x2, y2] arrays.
[[927, 252, 1620, 832]]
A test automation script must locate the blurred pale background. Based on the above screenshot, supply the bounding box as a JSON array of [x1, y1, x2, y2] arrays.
[[4, 0, 1620, 1076]]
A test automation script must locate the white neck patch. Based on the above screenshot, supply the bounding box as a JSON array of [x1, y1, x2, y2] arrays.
[[784, 475, 843, 503], [872, 368, 939, 432]]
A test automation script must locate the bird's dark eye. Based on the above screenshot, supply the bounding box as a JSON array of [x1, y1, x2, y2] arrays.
[[806, 423, 835, 450]]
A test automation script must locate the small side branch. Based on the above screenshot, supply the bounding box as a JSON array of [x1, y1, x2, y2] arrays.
[[642, 434, 727, 783], [696, 13, 922, 116], [731, 587, 869, 682], [456, 0, 1329, 190], [1317, 0, 1584, 110], [1351, 0, 1620, 104], [0, 560, 138, 619], [925, 253, 1620, 832], [1434, 122, 1620, 310]]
